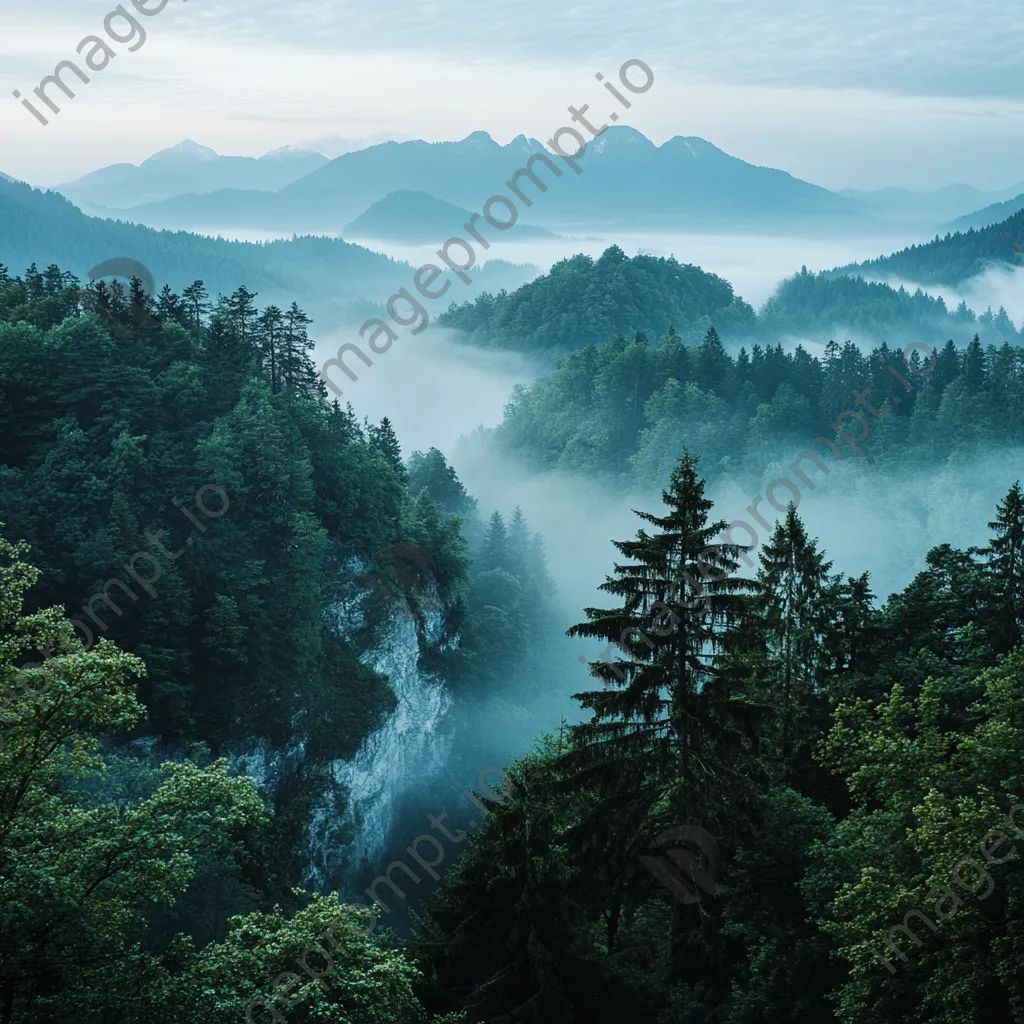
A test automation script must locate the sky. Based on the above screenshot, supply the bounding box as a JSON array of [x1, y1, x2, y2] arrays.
[[2, 0, 1024, 192]]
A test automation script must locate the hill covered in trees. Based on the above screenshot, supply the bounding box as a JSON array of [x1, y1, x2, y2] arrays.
[[439, 245, 758, 352], [439, 247, 1022, 358], [828, 206, 1024, 287], [486, 318, 1024, 485], [0, 256, 562, 895]]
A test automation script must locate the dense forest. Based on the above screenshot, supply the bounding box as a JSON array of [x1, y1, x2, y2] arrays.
[[439, 246, 757, 351], [441, 247, 1024, 358], [0, 259, 560, 967], [830, 206, 1024, 287], [415, 458, 1024, 1024], [4, 252, 1024, 1024], [483, 307, 1024, 486]]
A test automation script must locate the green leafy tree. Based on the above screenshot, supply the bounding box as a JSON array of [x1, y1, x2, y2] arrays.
[[0, 531, 267, 1024]]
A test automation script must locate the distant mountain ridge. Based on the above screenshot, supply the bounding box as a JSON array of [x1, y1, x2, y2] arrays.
[[0, 176, 537, 322], [343, 190, 560, 242], [944, 194, 1024, 233], [838, 182, 1024, 227], [98, 128, 869, 236], [57, 140, 330, 211]]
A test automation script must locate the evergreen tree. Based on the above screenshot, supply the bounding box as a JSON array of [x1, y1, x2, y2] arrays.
[[562, 451, 760, 964], [478, 511, 508, 573], [981, 479, 1024, 651], [282, 302, 316, 393], [745, 504, 835, 768], [257, 304, 284, 393], [181, 280, 210, 337], [225, 285, 259, 349], [368, 417, 406, 482], [695, 325, 733, 395], [407, 448, 477, 520]]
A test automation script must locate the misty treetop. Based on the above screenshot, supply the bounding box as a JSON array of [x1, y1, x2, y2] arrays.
[[829, 205, 1024, 287], [438, 245, 758, 351], [438, 246, 1023, 360], [487, 317, 1024, 486]]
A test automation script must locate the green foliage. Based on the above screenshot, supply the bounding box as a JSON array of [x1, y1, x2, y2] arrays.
[[439, 246, 757, 352], [418, 469, 1024, 1024], [0, 263, 463, 760], [490, 322, 1024, 486], [0, 533, 265, 1022]]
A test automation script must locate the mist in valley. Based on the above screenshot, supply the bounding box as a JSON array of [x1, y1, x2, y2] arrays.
[[320, 226, 1024, 925]]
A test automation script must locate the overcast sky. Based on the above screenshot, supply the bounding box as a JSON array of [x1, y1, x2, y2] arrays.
[[2, 0, 1023, 191]]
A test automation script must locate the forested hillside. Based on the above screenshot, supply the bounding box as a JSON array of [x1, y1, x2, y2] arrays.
[[760, 266, 1021, 344], [829, 207, 1024, 286], [415, 456, 1024, 1024], [441, 247, 1021, 360], [5, 252, 1024, 1024], [0, 177, 535, 323], [487, 317, 1024, 484], [439, 245, 757, 351], [0, 257, 559, 901]]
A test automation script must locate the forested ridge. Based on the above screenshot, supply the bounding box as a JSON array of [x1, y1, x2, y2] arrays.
[[828, 206, 1024, 287], [488, 310, 1024, 485], [0, 176, 534, 323], [440, 247, 1023, 359], [0, 258, 559, 999], [438, 245, 757, 351], [3, 254, 1024, 1024]]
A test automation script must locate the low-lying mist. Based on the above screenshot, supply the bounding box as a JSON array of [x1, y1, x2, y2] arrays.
[[311, 324, 543, 454], [454, 435, 1022, 636]]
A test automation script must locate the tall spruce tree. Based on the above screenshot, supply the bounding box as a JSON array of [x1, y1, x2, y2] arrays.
[[747, 504, 835, 765], [563, 452, 759, 914], [982, 479, 1024, 652], [479, 511, 508, 573], [368, 417, 406, 482]]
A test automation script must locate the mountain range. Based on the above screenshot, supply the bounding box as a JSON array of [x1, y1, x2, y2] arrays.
[[57, 140, 330, 211], [69, 129, 871, 237], [838, 182, 1024, 227], [23, 131, 1024, 244]]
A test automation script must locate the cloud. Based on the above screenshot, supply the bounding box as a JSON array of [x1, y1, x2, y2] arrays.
[[3, 0, 1023, 190]]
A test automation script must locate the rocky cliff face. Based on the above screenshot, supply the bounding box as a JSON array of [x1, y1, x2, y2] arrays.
[[303, 594, 455, 891]]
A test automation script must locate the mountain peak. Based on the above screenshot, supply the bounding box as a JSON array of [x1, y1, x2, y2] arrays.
[[144, 140, 220, 166], [661, 136, 727, 158], [261, 145, 324, 162], [461, 130, 497, 147], [588, 126, 656, 154]]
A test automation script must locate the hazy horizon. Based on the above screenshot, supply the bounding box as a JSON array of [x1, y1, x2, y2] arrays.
[[4, 1, 1024, 191]]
